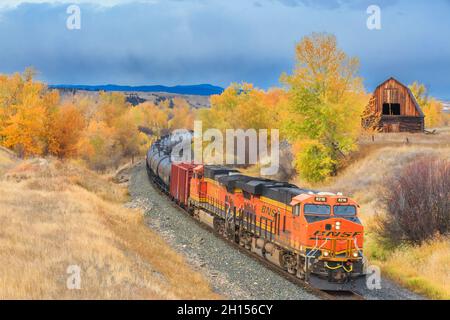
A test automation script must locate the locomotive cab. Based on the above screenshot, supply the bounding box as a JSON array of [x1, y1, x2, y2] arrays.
[[291, 194, 365, 285]]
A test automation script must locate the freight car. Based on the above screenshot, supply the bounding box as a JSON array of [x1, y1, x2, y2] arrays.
[[146, 135, 365, 291]]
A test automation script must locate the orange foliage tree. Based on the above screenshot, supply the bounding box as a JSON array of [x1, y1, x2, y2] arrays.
[[77, 120, 120, 171], [51, 103, 86, 158], [0, 69, 165, 169], [0, 69, 60, 157]]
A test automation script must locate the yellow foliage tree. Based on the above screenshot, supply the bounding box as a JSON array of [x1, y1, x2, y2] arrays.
[[423, 99, 445, 128], [133, 102, 171, 137], [77, 120, 120, 171], [201, 83, 286, 132], [95, 92, 129, 127], [169, 98, 196, 130], [409, 81, 429, 108], [409, 82, 445, 128], [281, 33, 368, 182], [115, 109, 152, 163]]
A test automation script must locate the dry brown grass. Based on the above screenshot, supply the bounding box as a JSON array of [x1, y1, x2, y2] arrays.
[[316, 132, 450, 300], [365, 236, 450, 299], [238, 132, 450, 299], [0, 154, 219, 299], [358, 128, 450, 147], [238, 131, 450, 299], [329, 145, 449, 206], [0, 146, 16, 175]]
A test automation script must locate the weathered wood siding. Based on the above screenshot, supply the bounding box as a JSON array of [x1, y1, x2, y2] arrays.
[[373, 78, 421, 116], [378, 116, 424, 133], [368, 77, 424, 133]]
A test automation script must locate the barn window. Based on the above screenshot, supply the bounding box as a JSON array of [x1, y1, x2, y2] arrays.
[[391, 103, 401, 115], [382, 103, 401, 115]]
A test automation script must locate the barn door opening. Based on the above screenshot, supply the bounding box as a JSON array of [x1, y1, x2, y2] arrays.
[[391, 103, 401, 115], [382, 103, 401, 115]]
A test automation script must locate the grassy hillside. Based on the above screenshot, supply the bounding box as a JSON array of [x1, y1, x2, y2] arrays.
[[322, 132, 450, 299], [0, 151, 218, 299]]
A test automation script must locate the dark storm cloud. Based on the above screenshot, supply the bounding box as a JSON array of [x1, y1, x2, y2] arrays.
[[0, 2, 288, 87], [0, 0, 449, 98]]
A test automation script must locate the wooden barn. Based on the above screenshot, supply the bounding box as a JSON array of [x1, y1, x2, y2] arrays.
[[362, 77, 425, 133]]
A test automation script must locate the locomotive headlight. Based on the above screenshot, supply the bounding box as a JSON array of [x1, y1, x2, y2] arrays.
[[352, 251, 359, 258], [322, 251, 330, 257], [335, 221, 341, 230]]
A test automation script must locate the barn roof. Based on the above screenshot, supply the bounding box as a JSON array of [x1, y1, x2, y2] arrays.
[[375, 77, 425, 117]]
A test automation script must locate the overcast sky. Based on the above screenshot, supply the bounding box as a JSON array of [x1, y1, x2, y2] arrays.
[[0, 0, 449, 98]]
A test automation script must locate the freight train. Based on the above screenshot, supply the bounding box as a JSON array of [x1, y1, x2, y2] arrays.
[[146, 133, 365, 291]]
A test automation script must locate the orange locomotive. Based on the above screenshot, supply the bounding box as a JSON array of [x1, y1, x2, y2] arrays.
[[147, 137, 365, 291], [188, 166, 365, 290]]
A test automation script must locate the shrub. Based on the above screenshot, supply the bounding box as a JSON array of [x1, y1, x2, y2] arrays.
[[376, 157, 449, 245], [295, 142, 336, 183]]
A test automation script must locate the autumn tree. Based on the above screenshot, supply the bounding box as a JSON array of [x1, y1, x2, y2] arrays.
[[0, 69, 183, 170], [93, 91, 129, 127], [169, 98, 196, 130], [77, 120, 120, 171], [198, 83, 290, 170], [409, 82, 445, 128], [424, 99, 445, 128], [132, 102, 171, 137], [0, 70, 61, 157], [51, 103, 86, 158], [281, 33, 368, 182], [201, 83, 285, 131], [115, 108, 154, 163], [409, 81, 429, 108]]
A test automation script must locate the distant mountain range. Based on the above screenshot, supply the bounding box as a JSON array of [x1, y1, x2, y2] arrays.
[[49, 84, 224, 96]]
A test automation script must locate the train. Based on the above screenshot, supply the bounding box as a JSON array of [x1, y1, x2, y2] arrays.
[[146, 133, 366, 291]]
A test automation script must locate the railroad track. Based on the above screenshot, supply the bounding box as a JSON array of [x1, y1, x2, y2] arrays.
[[223, 230, 365, 300], [146, 173, 365, 301]]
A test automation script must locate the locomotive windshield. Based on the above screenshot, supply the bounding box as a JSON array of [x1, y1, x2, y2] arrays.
[[334, 205, 357, 216], [304, 204, 331, 215]]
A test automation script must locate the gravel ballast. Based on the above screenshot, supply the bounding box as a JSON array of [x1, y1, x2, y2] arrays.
[[128, 162, 424, 300]]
